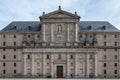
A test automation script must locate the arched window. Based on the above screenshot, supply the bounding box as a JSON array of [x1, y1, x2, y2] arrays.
[[58, 24, 62, 32]]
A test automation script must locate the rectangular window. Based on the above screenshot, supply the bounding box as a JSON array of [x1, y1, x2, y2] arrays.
[[115, 63, 117, 67], [103, 55, 107, 59], [3, 70, 6, 74], [3, 49, 6, 52], [28, 55, 30, 59], [47, 55, 49, 59], [104, 42, 106, 46], [3, 55, 6, 59], [14, 63, 16, 67], [70, 55, 73, 59], [115, 35, 117, 38], [104, 70, 106, 74], [104, 63, 106, 67], [115, 70, 117, 74], [3, 35, 6, 38], [58, 54, 61, 59], [115, 42, 117, 46], [14, 70, 16, 74], [13, 35, 16, 38], [14, 42, 16, 46], [3, 63, 6, 67], [3, 42, 6, 46], [115, 55, 117, 59], [104, 35, 107, 38], [14, 55, 16, 59]]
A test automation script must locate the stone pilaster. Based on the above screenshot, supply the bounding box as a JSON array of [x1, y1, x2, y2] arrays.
[[86, 53, 89, 77], [75, 23, 78, 42], [67, 53, 69, 77], [43, 23, 46, 42], [23, 54, 26, 75], [31, 53, 35, 76], [75, 53, 78, 77], [51, 53, 54, 77], [67, 24, 70, 42], [51, 24, 53, 42], [95, 53, 98, 77]]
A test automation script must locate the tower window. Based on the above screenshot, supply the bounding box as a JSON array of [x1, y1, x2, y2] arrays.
[[3, 35, 6, 38]]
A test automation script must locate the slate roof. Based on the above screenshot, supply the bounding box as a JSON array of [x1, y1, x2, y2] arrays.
[[1, 21, 119, 32]]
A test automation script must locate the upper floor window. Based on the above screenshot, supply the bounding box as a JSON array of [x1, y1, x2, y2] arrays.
[[14, 70, 16, 74], [115, 70, 117, 74], [3, 35, 6, 38], [103, 55, 107, 59], [114, 63, 117, 67], [115, 42, 117, 46], [14, 63, 16, 67], [58, 54, 61, 59], [3, 49, 6, 52], [3, 70, 6, 74], [3, 55, 6, 59], [14, 55, 16, 59], [28, 26, 31, 30], [13, 35, 16, 38], [104, 42, 106, 46], [104, 63, 106, 67], [13, 42, 16, 46], [104, 35, 107, 38], [28, 35, 31, 38], [114, 55, 117, 59], [104, 70, 106, 74], [115, 35, 117, 38], [3, 42, 6, 46], [3, 63, 6, 67]]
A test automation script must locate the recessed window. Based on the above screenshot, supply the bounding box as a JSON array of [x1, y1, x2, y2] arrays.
[[28, 55, 30, 59], [14, 49, 16, 51], [37, 35, 40, 38], [104, 35, 107, 38], [14, 55, 16, 59], [104, 49, 107, 51], [13, 42, 16, 46], [115, 35, 117, 38], [14, 26, 17, 30], [3, 55, 6, 59], [114, 55, 117, 59], [47, 55, 49, 59], [3, 49, 6, 52], [115, 70, 117, 74], [103, 55, 107, 59], [3, 70, 6, 74], [3, 42, 6, 46], [58, 54, 61, 59], [104, 42, 106, 46], [115, 42, 117, 46], [14, 70, 16, 74], [14, 63, 16, 67], [28, 26, 31, 30], [13, 35, 16, 38], [114, 63, 117, 67], [104, 63, 106, 67], [89, 55, 93, 59], [70, 55, 73, 59], [3, 35, 6, 38], [3, 63, 6, 67], [104, 70, 106, 74]]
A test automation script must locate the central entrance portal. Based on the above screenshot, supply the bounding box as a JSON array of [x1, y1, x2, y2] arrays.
[[57, 66, 63, 78]]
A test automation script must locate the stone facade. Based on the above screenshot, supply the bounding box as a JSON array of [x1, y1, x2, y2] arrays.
[[0, 6, 120, 78]]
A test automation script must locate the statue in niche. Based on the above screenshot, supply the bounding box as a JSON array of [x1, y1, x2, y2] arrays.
[[58, 24, 62, 33]]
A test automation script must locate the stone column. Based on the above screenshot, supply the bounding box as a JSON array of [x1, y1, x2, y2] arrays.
[[31, 53, 35, 76], [42, 53, 45, 77], [51, 24, 53, 42], [75, 23, 78, 42], [67, 24, 70, 42], [95, 53, 98, 77], [43, 23, 46, 42], [86, 53, 89, 77]]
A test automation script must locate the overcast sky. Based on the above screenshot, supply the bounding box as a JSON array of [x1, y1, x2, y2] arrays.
[[0, 0, 120, 30]]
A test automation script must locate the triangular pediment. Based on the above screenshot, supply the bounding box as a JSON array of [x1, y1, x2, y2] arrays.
[[40, 7, 80, 20]]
